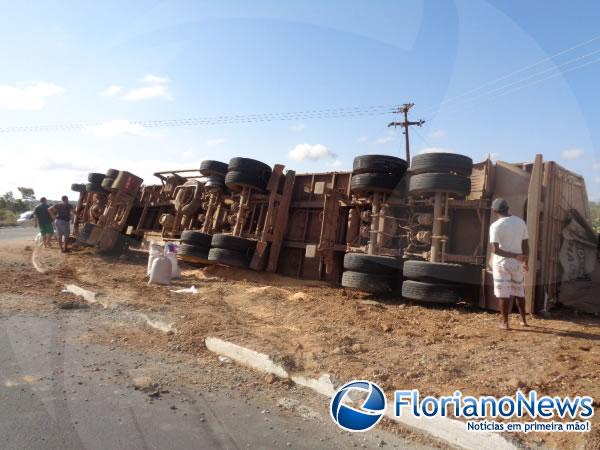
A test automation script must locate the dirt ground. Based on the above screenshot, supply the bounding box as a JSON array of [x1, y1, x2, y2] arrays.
[[2, 239, 599, 449]]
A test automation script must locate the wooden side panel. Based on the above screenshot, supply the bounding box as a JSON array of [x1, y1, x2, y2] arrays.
[[491, 161, 530, 218], [538, 161, 592, 309], [525, 154, 543, 313]]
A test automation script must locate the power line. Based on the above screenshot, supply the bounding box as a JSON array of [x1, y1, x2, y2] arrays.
[[2, 35, 600, 134], [437, 54, 600, 116], [424, 46, 600, 117], [0, 104, 399, 133], [420, 33, 600, 116]]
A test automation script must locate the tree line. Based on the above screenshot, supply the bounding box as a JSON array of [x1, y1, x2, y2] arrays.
[[0, 187, 37, 225]]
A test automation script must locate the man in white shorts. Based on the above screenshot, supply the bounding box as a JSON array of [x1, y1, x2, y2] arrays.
[[489, 198, 529, 329]]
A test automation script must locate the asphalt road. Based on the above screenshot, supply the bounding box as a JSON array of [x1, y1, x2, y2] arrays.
[[0, 310, 433, 450], [0, 225, 36, 241]]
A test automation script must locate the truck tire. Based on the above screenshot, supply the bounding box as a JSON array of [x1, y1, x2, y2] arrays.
[[341, 271, 394, 294], [403, 260, 481, 285], [401, 280, 463, 304], [210, 234, 257, 253], [88, 172, 105, 184], [106, 168, 119, 179], [410, 153, 473, 176], [180, 230, 212, 248], [408, 173, 470, 197], [200, 160, 228, 177], [179, 243, 210, 260], [343, 253, 403, 275], [208, 248, 250, 268], [352, 155, 408, 176], [228, 157, 272, 175], [202, 175, 225, 188], [71, 183, 86, 193], [101, 177, 114, 190], [225, 170, 269, 192], [350, 173, 405, 194], [86, 182, 106, 194]]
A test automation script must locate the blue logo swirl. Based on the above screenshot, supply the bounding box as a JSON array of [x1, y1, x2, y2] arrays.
[[330, 380, 387, 432]]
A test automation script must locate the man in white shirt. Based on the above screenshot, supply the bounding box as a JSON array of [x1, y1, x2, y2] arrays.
[[489, 198, 529, 329]]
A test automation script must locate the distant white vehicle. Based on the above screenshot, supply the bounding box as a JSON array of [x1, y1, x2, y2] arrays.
[[17, 211, 34, 224]]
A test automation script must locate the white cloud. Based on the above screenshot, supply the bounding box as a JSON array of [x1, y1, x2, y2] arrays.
[[182, 151, 193, 158], [206, 138, 226, 146], [417, 147, 455, 154], [561, 148, 585, 160], [357, 136, 369, 144], [595, 177, 600, 184], [290, 123, 306, 131], [125, 84, 171, 101], [592, 163, 600, 170], [100, 85, 123, 97], [86, 120, 153, 137], [37, 159, 93, 171], [142, 74, 169, 84], [103, 74, 172, 101], [0, 82, 64, 110], [489, 152, 500, 161], [288, 143, 336, 161], [430, 130, 446, 139]]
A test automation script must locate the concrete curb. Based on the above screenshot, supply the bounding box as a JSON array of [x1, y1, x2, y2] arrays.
[[204, 336, 517, 450]]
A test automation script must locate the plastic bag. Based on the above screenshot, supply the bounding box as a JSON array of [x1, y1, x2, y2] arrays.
[[165, 252, 181, 279], [148, 256, 172, 285], [147, 243, 164, 276]]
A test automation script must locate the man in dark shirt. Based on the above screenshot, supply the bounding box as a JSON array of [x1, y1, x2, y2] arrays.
[[33, 197, 54, 248], [49, 196, 74, 253]]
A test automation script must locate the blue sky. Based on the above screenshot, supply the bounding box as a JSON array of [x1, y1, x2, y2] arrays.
[[0, 0, 599, 201]]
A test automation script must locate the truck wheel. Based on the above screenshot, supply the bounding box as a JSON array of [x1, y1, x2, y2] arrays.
[[208, 248, 250, 268], [343, 253, 403, 275], [88, 172, 105, 184], [86, 182, 106, 194], [71, 183, 86, 193], [341, 271, 394, 294], [101, 178, 114, 190], [200, 160, 228, 177], [228, 157, 272, 175], [180, 230, 212, 248], [105, 168, 119, 179], [403, 260, 481, 285], [401, 280, 463, 304], [408, 173, 470, 197], [410, 153, 473, 177], [352, 155, 408, 176], [225, 170, 270, 192], [179, 243, 210, 260], [202, 176, 225, 188], [210, 234, 257, 253], [350, 173, 405, 194]]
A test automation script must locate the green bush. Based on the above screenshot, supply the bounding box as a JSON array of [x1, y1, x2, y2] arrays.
[[0, 209, 17, 226]]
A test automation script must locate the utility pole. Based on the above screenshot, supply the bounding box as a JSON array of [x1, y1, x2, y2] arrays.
[[387, 103, 425, 164]]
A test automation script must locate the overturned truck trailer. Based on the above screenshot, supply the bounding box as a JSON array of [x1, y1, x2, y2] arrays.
[[71, 152, 597, 314]]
